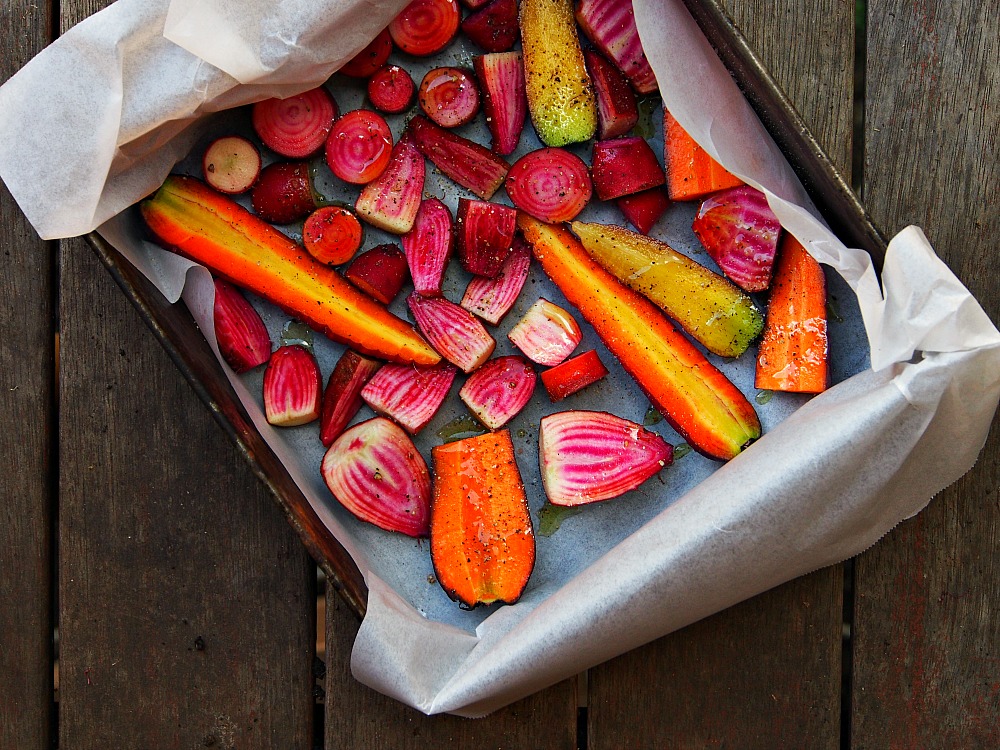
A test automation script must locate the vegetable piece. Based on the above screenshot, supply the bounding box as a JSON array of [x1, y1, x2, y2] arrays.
[[755, 235, 829, 393], [459, 355, 536, 429], [263, 345, 322, 427], [461, 0, 519, 52], [250, 161, 317, 224], [519, 0, 597, 146], [459, 0, 490, 9], [456, 198, 517, 277], [692, 185, 781, 293], [361, 362, 458, 434], [615, 187, 669, 235], [367, 64, 416, 114], [344, 243, 409, 305], [213, 278, 272, 373], [508, 298, 582, 366], [418, 67, 481, 128], [540, 349, 609, 402], [663, 109, 743, 201], [408, 293, 496, 373], [590, 136, 665, 200], [518, 214, 761, 460], [322, 417, 431, 537], [571, 221, 764, 358], [202, 136, 261, 195], [355, 137, 425, 234], [389, 0, 460, 57], [325, 109, 393, 185], [473, 52, 527, 155], [402, 198, 454, 297], [460, 236, 531, 324], [538, 410, 672, 506], [319, 349, 381, 446], [141, 176, 439, 365], [583, 49, 638, 140], [339, 29, 394, 78], [505, 147, 592, 223], [575, 0, 657, 94], [407, 115, 510, 199], [252, 87, 338, 159], [302, 206, 363, 266], [431, 430, 535, 607]]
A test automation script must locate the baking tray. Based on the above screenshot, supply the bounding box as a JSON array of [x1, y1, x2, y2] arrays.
[[84, 0, 886, 621]]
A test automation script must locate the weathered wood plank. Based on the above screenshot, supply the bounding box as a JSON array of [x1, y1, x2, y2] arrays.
[[324, 591, 579, 748], [0, 2, 55, 748], [852, 1, 1000, 747], [587, 2, 853, 747]]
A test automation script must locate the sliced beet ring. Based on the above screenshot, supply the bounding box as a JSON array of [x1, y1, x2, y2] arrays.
[[389, 0, 460, 57], [251, 87, 338, 159], [505, 147, 593, 223], [418, 67, 481, 128], [325, 109, 393, 185]]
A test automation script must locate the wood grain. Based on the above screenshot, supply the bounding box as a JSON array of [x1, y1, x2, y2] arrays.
[[0, 1, 55, 748], [587, 2, 854, 747], [852, 1, 1000, 747]]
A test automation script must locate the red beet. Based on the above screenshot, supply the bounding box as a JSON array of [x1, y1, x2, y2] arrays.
[[616, 187, 670, 234], [584, 49, 638, 140], [340, 29, 394, 78], [590, 136, 665, 200], [418, 67, 481, 128], [250, 162, 316, 224], [456, 198, 517, 278], [461, 0, 519, 53], [367, 65, 416, 114], [473, 52, 527, 155], [407, 115, 510, 199], [325, 109, 393, 185], [343, 243, 410, 304], [389, 0, 460, 57]]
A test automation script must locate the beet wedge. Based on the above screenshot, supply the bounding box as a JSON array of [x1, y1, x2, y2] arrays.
[[575, 0, 657, 94], [431, 430, 535, 608], [459, 355, 536, 430], [263, 345, 322, 427], [402, 198, 454, 297], [591, 136, 665, 200], [213, 278, 271, 373], [361, 361, 458, 434], [320, 349, 381, 446], [408, 293, 496, 373], [407, 115, 510, 199], [616, 187, 670, 235], [460, 236, 531, 324], [518, 214, 761, 461], [539, 410, 672, 506], [474, 52, 527, 155], [456, 198, 517, 277], [571, 221, 764, 358], [507, 298, 582, 366], [140, 176, 439, 366], [355, 137, 425, 234], [462, 0, 519, 52], [583, 49, 638, 140]]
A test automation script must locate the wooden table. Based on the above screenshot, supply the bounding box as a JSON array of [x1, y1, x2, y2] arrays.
[[2, 0, 997, 747]]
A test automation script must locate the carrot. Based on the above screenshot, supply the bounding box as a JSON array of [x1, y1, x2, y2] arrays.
[[431, 430, 535, 608], [663, 109, 744, 202], [518, 214, 761, 461], [140, 175, 440, 366], [755, 235, 829, 393]]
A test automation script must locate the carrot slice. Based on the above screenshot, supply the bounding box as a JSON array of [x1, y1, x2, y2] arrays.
[[755, 235, 829, 393], [431, 430, 535, 608], [663, 109, 744, 202], [141, 176, 439, 366]]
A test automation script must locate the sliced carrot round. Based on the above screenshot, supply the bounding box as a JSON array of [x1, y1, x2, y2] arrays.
[[252, 87, 338, 159], [325, 109, 393, 185], [418, 67, 480, 128], [389, 0, 460, 57], [505, 147, 592, 223], [303, 206, 364, 265], [340, 29, 394, 78]]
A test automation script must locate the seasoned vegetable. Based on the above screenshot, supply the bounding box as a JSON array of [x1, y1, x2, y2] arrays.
[[456, 198, 517, 278], [473, 52, 527, 155], [402, 198, 454, 297], [615, 188, 670, 235], [418, 67, 481, 128], [319, 350, 381, 446], [407, 115, 510, 199], [408, 292, 496, 373], [389, 0, 460, 57], [460, 236, 531, 324], [461, 0, 519, 52], [505, 147, 592, 223], [343, 243, 409, 305], [539, 349, 608, 402], [361, 362, 458, 434], [250, 162, 316, 224], [202, 136, 261, 195], [583, 49, 638, 140], [340, 29, 394, 78], [459, 355, 536, 429], [263, 345, 322, 427], [575, 0, 657, 94], [663, 109, 743, 201], [252, 87, 338, 159], [302, 206, 363, 266], [325, 109, 393, 185], [508, 298, 582, 366], [213, 278, 271, 373], [590, 136, 665, 200], [367, 64, 416, 114], [355, 137, 425, 234]]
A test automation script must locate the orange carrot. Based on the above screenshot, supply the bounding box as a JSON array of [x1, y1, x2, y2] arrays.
[[141, 175, 440, 366], [518, 214, 761, 461], [663, 109, 744, 202], [755, 235, 829, 393], [431, 430, 535, 608]]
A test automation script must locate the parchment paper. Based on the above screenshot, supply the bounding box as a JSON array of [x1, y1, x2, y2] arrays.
[[0, 0, 997, 718]]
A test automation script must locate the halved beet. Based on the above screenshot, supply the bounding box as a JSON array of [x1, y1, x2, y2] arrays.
[[344, 243, 409, 305], [505, 147, 592, 223], [202, 136, 261, 194], [252, 87, 338, 159], [459, 355, 536, 430], [460, 236, 531, 325], [250, 161, 316, 224], [322, 417, 431, 536], [692, 185, 781, 292], [590, 136, 665, 200], [340, 29, 394, 78], [213, 278, 271, 373], [473, 52, 527, 155], [361, 362, 458, 434], [402, 198, 454, 297], [575, 0, 658, 94], [616, 187, 670, 235], [389, 0, 460, 57], [418, 67, 480, 128], [583, 49, 638, 140], [456, 198, 517, 277], [263, 345, 322, 427], [325, 109, 393, 185], [355, 137, 425, 234], [408, 293, 496, 373], [367, 65, 416, 114], [319, 349, 381, 446], [407, 115, 510, 199], [461, 0, 518, 52], [507, 298, 582, 366]]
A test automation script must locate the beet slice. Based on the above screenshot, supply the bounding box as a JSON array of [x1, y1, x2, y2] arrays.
[[456, 198, 517, 277], [389, 0, 460, 57], [459, 355, 536, 430], [355, 137, 425, 234], [460, 236, 531, 325], [590, 136, 665, 200], [575, 0, 657, 94], [344, 243, 410, 304], [616, 187, 670, 234], [408, 293, 496, 373], [507, 298, 582, 366], [473, 52, 527, 155], [213, 278, 271, 373], [461, 0, 519, 52], [367, 64, 416, 114], [250, 161, 316, 224], [340, 29, 394, 78], [319, 349, 381, 446], [202, 136, 261, 194], [325, 109, 393, 185], [583, 49, 638, 140], [252, 87, 338, 159], [505, 147, 592, 223], [402, 198, 454, 297], [418, 67, 481, 128], [361, 362, 458, 434], [407, 115, 510, 199]]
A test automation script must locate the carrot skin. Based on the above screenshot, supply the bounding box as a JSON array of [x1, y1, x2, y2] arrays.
[[518, 214, 760, 461], [663, 110, 743, 202], [141, 175, 440, 366]]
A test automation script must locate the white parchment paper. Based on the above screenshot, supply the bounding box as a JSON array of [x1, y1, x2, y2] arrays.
[[1, 0, 997, 718]]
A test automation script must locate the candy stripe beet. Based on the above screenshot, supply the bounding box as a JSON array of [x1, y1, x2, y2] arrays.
[[408, 293, 496, 373], [252, 87, 338, 159], [505, 147, 592, 223], [355, 138, 425, 234], [418, 67, 481, 128], [407, 115, 510, 199], [507, 298, 582, 366], [361, 362, 458, 434], [389, 0, 460, 57], [340, 29, 393, 78], [213, 279, 272, 373], [473, 52, 527, 155], [575, 0, 657, 94], [368, 65, 416, 114], [460, 236, 531, 324], [402, 198, 455, 297], [459, 355, 536, 429], [326, 109, 393, 185], [263, 345, 322, 427]]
